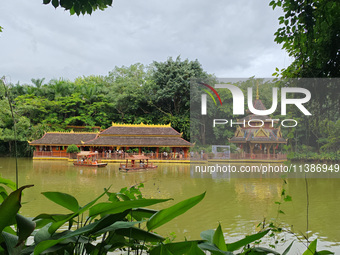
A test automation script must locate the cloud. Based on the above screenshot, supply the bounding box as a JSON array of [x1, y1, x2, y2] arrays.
[[0, 0, 292, 84]]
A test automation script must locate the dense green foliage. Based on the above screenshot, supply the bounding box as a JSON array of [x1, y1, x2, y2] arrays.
[[66, 144, 80, 153], [0, 57, 208, 156], [270, 0, 340, 160], [42, 0, 113, 16], [270, 0, 340, 78], [0, 178, 334, 254]]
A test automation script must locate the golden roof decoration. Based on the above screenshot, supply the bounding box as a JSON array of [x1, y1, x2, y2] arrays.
[[111, 122, 172, 128], [44, 131, 98, 134], [254, 127, 269, 137]]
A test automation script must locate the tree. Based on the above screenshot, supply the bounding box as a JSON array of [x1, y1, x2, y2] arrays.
[[145, 56, 209, 139], [66, 144, 80, 153], [271, 0, 340, 78], [42, 0, 113, 16]]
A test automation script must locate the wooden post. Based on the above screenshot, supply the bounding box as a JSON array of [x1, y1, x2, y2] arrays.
[[156, 147, 159, 159], [184, 147, 188, 159], [138, 147, 141, 155], [267, 144, 272, 159]]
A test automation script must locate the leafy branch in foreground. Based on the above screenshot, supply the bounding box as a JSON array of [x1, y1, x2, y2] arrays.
[[42, 0, 113, 16]]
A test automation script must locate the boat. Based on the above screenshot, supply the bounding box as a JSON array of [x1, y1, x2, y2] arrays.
[[119, 155, 157, 171], [73, 151, 107, 167]]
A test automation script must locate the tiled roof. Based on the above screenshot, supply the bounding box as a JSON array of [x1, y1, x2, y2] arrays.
[[29, 133, 98, 145], [100, 126, 181, 136], [84, 136, 191, 147], [230, 129, 286, 143], [239, 114, 272, 121]]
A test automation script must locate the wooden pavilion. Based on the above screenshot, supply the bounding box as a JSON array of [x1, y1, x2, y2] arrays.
[[84, 123, 191, 158], [229, 88, 287, 160], [30, 123, 192, 159]]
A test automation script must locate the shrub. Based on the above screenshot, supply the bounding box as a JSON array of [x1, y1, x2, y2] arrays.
[[66, 144, 80, 153]]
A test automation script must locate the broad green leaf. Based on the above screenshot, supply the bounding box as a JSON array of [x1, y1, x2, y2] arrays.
[[198, 242, 233, 255], [0, 185, 33, 233], [34, 221, 139, 254], [0, 176, 16, 191], [248, 247, 280, 254], [89, 198, 170, 217], [34, 223, 52, 244], [16, 214, 36, 245], [150, 241, 203, 255], [1, 232, 22, 255], [2, 226, 16, 235], [303, 239, 317, 255], [200, 229, 214, 243], [186, 242, 205, 255], [88, 212, 129, 234], [42, 192, 79, 212], [131, 208, 158, 220], [160, 245, 174, 255], [48, 188, 108, 234], [213, 224, 227, 251], [226, 229, 270, 251], [93, 221, 141, 235], [147, 192, 206, 231], [317, 250, 335, 255], [282, 241, 294, 255], [115, 227, 165, 242]]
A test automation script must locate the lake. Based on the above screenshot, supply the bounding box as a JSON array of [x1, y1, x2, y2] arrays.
[[1, 158, 339, 253]]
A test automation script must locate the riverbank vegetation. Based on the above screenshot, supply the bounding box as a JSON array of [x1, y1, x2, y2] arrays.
[[0, 178, 334, 254]]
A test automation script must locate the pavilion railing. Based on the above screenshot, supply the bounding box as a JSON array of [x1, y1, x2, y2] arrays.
[[33, 151, 70, 158], [33, 151, 287, 161]]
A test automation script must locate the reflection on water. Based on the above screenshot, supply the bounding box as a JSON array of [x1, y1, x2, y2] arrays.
[[1, 158, 339, 252]]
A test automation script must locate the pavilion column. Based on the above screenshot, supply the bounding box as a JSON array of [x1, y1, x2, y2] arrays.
[[273, 144, 276, 155], [267, 144, 272, 159], [172, 147, 176, 159], [138, 147, 141, 155], [156, 147, 159, 159], [249, 143, 255, 157], [183, 147, 188, 159]]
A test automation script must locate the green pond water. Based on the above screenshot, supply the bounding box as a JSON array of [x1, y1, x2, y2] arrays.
[[1, 158, 339, 253]]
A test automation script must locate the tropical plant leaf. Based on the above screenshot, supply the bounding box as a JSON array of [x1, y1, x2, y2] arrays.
[[89, 198, 170, 217], [16, 214, 36, 245], [213, 223, 227, 251], [42, 192, 80, 212], [317, 250, 335, 255], [131, 208, 158, 220], [150, 241, 202, 255], [303, 239, 317, 255], [226, 229, 270, 252], [198, 242, 233, 255], [0, 176, 16, 191], [159, 245, 175, 255], [186, 241, 205, 255], [0, 185, 33, 233], [47, 188, 108, 234], [34, 221, 139, 255], [200, 229, 215, 243], [147, 192, 206, 231], [115, 227, 165, 242], [282, 241, 294, 255], [247, 246, 280, 254], [1, 232, 22, 255]]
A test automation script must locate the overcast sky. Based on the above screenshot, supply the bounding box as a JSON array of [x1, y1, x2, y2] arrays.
[[0, 0, 293, 85]]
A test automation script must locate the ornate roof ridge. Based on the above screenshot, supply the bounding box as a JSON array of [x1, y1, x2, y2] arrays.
[[111, 122, 172, 128], [46, 131, 99, 134]]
